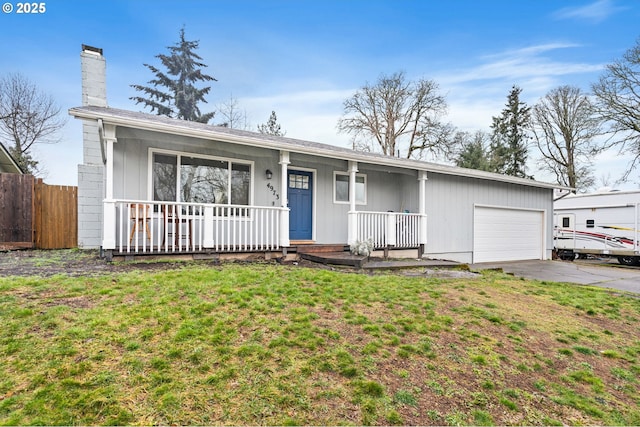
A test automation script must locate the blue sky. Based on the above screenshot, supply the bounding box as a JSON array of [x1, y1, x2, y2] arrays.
[[1, 0, 638, 188]]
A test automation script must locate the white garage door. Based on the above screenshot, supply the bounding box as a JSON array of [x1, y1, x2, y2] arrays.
[[473, 206, 544, 263]]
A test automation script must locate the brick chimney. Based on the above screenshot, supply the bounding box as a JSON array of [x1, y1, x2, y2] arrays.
[[77, 44, 107, 250], [81, 44, 107, 107]]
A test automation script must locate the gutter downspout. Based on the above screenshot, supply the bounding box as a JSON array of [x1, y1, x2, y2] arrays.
[[418, 170, 428, 257], [98, 118, 106, 165], [347, 161, 358, 246]]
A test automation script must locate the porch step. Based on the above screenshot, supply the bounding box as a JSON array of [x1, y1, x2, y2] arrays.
[[299, 251, 367, 268], [363, 259, 460, 270], [295, 244, 349, 254]]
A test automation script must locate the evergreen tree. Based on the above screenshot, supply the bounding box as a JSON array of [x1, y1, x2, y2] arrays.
[[489, 85, 532, 178], [454, 131, 491, 171], [130, 28, 216, 123], [257, 111, 286, 136]]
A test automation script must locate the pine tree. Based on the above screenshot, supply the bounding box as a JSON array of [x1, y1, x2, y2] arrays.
[[130, 28, 216, 123], [257, 111, 286, 136], [454, 131, 491, 171], [489, 85, 532, 178]]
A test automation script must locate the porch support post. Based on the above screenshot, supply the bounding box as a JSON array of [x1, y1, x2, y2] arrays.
[[347, 160, 359, 246], [102, 123, 117, 250], [203, 206, 214, 248], [387, 212, 397, 247], [418, 170, 428, 256], [279, 151, 290, 248]]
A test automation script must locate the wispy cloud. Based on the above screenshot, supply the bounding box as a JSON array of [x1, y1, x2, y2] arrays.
[[242, 42, 609, 141], [553, 0, 626, 23], [434, 43, 607, 132], [438, 43, 604, 86]]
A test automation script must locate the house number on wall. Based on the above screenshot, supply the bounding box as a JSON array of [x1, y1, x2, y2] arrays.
[[266, 183, 280, 200]]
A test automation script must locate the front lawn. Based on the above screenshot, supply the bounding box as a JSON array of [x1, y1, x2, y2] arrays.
[[1, 263, 639, 425]]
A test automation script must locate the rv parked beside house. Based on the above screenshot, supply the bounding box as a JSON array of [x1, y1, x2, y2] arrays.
[[71, 45, 566, 264], [554, 189, 640, 266]]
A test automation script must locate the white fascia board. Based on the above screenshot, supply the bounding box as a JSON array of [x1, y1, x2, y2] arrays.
[[0, 143, 23, 174]]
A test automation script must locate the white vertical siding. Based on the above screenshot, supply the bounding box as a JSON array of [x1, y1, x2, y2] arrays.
[[425, 173, 553, 263]]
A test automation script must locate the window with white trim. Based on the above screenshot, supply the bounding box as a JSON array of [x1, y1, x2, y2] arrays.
[[334, 172, 366, 204], [151, 151, 251, 205]]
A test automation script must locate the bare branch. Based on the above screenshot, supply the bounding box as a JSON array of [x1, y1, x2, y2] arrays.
[[531, 85, 603, 191], [591, 38, 640, 181], [0, 73, 66, 174], [337, 71, 449, 158]]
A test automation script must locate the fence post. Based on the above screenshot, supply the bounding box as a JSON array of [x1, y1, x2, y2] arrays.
[[33, 178, 41, 248]]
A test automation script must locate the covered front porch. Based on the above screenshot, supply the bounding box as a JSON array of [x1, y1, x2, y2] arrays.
[[104, 199, 427, 258], [93, 118, 429, 259]]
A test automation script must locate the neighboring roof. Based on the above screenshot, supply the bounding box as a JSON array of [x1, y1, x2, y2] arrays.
[[69, 105, 568, 191], [0, 142, 23, 174]]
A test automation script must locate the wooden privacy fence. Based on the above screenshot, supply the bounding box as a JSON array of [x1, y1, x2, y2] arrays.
[[0, 173, 77, 249], [0, 174, 33, 249], [34, 178, 78, 249]]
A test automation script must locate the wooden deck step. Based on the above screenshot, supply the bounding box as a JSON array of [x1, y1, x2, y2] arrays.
[[295, 244, 348, 254], [299, 251, 367, 268]]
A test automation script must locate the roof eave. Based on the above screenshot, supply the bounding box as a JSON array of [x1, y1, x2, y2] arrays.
[[69, 106, 568, 191], [0, 142, 24, 174]]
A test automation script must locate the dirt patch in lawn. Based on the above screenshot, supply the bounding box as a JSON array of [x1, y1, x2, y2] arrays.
[[0, 249, 218, 277]]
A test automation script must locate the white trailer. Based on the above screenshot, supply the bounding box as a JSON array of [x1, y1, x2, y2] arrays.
[[554, 189, 640, 266]]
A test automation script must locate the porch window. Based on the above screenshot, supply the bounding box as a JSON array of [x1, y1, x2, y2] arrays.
[[181, 156, 227, 204], [334, 172, 366, 205], [151, 151, 252, 206], [153, 153, 177, 202]]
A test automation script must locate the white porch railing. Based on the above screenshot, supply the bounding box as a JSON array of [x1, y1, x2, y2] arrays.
[[110, 200, 283, 254], [354, 211, 425, 249]]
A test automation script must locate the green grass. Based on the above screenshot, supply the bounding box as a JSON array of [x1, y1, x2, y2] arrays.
[[1, 262, 640, 425]]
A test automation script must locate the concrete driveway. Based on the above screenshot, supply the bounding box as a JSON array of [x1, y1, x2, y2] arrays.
[[471, 259, 640, 294]]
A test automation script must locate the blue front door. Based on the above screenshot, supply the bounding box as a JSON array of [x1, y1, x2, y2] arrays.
[[288, 170, 313, 240]]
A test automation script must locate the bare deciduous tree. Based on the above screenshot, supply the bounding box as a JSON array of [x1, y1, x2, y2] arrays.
[[216, 94, 250, 130], [0, 73, 66, 174], [531, 85, 603, 191], [592, 38, 640, 180], [337, 71, 450, 159]]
